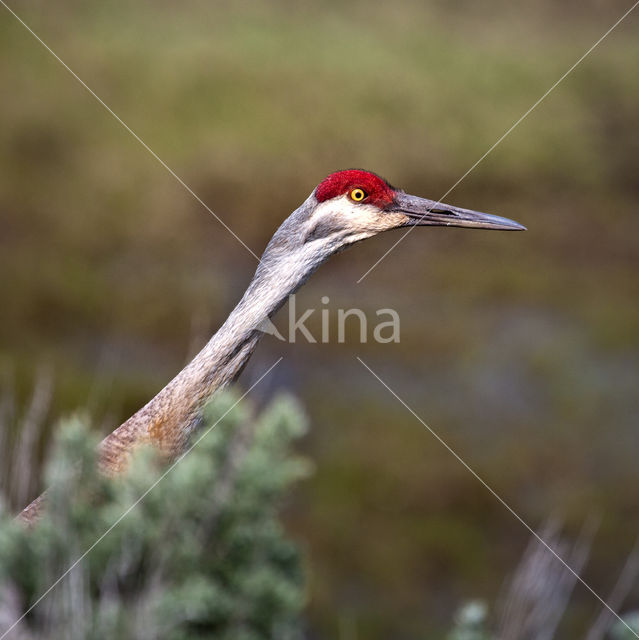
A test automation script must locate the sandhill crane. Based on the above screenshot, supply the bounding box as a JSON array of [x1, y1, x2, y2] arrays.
[[19, 169, 524, 524]]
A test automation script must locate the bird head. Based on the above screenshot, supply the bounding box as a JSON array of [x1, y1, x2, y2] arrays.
[[254, 169, 525, 302], [306, 169, 525, 249]]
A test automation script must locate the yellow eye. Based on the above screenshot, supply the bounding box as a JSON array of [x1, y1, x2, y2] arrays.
[[350, 188, 366, 202]]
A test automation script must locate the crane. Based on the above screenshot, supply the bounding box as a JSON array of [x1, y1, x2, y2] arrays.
[[18, 169, 524, 524]]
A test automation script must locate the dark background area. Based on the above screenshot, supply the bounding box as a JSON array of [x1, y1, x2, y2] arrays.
[[1, 1, 638, 637]]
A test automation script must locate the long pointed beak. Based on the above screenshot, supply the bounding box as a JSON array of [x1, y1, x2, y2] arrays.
[[391, 192, 526, 231]]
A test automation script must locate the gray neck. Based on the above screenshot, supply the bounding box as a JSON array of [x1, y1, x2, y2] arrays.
[[20, 195, 333, 521], [192, 195, 328, 381]]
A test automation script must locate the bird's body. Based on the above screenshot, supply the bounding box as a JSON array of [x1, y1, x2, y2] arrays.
[[18, 169, 524, 524]]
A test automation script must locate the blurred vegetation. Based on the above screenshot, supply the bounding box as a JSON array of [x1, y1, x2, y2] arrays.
[[1, 386, 637, 640], [1, 0, 638, 637], [0, 392, 310, 639]]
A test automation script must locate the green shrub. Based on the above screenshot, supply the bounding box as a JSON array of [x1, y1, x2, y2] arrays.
[[0, 392, 310, 640]]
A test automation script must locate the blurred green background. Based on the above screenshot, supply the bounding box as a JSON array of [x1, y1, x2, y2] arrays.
[[1, 0, 638, 637]]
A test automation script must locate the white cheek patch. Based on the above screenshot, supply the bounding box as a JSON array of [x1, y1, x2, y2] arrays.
[[305, 195, 386, 242]]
